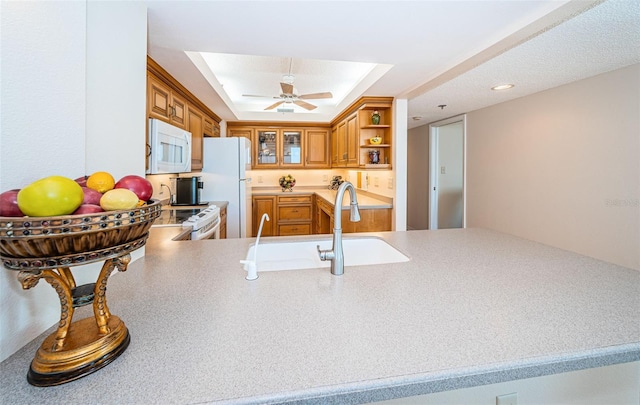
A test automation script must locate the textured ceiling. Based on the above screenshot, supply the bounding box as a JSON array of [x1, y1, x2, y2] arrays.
[[145, 0, 640, 128]]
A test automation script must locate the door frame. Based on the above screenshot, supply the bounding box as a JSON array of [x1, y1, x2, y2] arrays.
[[428, 114, 467, 229]]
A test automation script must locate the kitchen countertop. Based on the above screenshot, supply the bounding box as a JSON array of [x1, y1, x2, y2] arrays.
[[252, 187, 393, 209], [1, 229, 639, 404]]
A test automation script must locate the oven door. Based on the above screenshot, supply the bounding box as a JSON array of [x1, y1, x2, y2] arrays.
[[191, 217, 220, 240]]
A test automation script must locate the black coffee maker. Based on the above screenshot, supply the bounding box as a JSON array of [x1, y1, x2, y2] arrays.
[[173, 176, 205, 206]]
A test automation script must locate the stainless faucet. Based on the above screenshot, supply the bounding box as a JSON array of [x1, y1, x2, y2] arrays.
[[317, 181, 360, 275]]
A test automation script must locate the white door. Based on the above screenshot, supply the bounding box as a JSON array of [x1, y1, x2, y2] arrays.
[[429, 115, 466, 229]]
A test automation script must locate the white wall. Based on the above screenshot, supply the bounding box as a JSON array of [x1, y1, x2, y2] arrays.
[[0, 1, 147, 362], [407, 125, 429, 230], [466, 64, 640, 270]]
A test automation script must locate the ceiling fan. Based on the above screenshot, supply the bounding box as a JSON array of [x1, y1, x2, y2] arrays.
[[243, 80, 333, 111], [242, 59, 333, 111]]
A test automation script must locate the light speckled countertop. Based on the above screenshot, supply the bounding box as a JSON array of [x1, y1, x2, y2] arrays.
[[1, 229, 639, 404]]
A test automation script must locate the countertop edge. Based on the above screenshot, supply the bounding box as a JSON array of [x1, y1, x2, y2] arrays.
[[233, 343, 640, 404]]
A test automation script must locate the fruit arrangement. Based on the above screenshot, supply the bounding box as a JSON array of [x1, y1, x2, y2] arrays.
[[0, 172, 153, 218]]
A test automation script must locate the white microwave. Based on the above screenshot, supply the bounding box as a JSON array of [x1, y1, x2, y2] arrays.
[[147, 118, 192, 174]]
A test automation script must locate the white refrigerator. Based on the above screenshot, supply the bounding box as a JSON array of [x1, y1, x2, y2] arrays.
[[200, 137, 252, 238]]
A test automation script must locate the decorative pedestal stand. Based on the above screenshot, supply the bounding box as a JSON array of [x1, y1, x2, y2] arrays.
[[18, 250, 135, 386], [0, 201, 161, 386]]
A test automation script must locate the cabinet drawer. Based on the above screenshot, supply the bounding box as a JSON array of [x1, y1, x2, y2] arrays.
[[278, 205, 312, 221], [278, 223, 312, 236], [278, 195, 312, 204]]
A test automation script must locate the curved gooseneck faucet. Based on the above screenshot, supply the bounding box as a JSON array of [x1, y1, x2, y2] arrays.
[[240, 213, 269, 280], [317, 181, 360, 275]]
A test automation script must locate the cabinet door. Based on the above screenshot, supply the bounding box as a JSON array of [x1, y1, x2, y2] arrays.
[[305, 129, 330, 168], [281, 130, 304, 168], [252, 196, 275, 237], [346, 113, 359, 167], [229, 128, 254, 139], [187, 107, 204, 171], [170, 92, 187, 129], [337, 121, 347, 167], [148, 75, 171, 121], [331, 126, 338, 166], [219, 206, 227, 239], [255, 130, 279, 168], [203, 117, 214, 137]]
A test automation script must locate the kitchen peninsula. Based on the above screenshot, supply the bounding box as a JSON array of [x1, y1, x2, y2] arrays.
[[0, 228, 638, 403]]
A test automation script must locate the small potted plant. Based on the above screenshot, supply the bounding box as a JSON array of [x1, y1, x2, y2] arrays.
[[279, 174, 296, 192]]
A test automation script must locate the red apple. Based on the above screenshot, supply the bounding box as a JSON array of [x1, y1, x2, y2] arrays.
[[114, 175, 153, 201], [72, 204, 104, 215], [75, 175, 89, 187], [0, 189, 24, 217], [81, 186, 103, 205]]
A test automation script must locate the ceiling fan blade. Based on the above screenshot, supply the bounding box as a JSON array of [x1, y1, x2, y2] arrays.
[[265, 100, 285, 110], [242, 94, 273, 98], [299, 92, 333, 100], [294, 100, 317, 111], [280, 82, 294, 95]]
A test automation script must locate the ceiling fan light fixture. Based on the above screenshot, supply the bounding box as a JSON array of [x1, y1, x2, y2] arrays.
[[491, 84, 515, 91], [282, 74, 295, 84]]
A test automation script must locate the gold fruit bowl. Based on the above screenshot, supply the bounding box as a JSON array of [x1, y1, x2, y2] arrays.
[[0, 200, 161, 270], [369, 137, 382, 145]]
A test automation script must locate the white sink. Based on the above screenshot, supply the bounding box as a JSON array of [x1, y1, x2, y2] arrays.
[[243, 237, 409, 272]]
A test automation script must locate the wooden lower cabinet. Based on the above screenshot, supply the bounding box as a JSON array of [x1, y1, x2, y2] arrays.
[[277, 195, 313, 236], [253, 193, 391, 237], [252, 196, 276, 237], [219, 205, 227, 239], [315, 196, 392, 233]]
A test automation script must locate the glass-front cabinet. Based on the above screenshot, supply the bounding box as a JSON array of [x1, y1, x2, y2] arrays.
[[255, 129, 303, 168]]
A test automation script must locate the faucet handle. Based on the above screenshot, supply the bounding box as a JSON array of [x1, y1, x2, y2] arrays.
[[317, 245, 335, 261]]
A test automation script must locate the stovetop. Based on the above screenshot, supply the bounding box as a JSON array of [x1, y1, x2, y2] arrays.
[[153, 207, 206, 227]]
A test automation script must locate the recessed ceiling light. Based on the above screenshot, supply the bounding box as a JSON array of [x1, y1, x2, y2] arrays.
[[491, 84, 515, 91], [412, 116, 422, 121]]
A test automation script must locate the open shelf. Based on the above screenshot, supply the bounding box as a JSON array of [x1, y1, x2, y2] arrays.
[[360, 144, 390, 148]]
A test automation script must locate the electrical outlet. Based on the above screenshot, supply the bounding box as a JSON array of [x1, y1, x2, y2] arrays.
[[373, 176, 379, 187], [258, 176, 263, 183], [387, 178, 393, 189], [323, 174, 328, 181], [496, 393, 518, 405], [441, 166, 446, 174]]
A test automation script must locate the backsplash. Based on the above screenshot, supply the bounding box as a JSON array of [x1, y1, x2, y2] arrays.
[[147, 168, 396, 202]]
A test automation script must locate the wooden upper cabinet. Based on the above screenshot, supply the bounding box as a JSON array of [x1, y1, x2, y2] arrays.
[[187, 107, 204, 171], [203, 117, 214, 137], [148, 75, 171, 120], [227, 123, 330, 170], [329, 96, 394, 169], [336, 121, 347, 166], [147, 73, 187, 129], [170, 92, 187, 128], [228, 127, 254, 139], [146, 56, 222, 171], [346, 113, 359, 167], [305, 129, 330, 168]]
